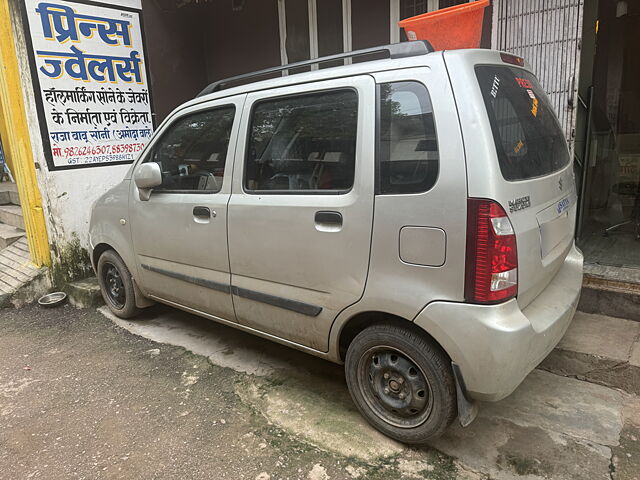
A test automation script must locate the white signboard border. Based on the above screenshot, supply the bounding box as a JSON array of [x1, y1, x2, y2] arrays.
[[21, 0, 155, 171]]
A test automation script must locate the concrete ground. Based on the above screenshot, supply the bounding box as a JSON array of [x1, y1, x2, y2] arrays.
[[1, 304, 639, 480], [540, 311, 640, 396]]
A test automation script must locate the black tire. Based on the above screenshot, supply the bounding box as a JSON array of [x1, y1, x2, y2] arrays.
[[345, 324, 457, 445], [97, 250, 141, 319]]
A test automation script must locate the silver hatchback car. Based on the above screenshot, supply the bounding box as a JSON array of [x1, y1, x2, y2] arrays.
[[89, 42, 583, 444]]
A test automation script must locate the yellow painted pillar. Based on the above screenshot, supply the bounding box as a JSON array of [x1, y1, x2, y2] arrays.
[[0, 0, 51, 266]]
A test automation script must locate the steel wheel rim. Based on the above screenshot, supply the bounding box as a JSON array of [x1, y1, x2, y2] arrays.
[[356, 345, 434, 429], [103, 262, 125, 309]]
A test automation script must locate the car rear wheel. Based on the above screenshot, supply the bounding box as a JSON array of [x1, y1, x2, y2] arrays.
[[345, 324, 457, 444], [97, 250, 140, 319]]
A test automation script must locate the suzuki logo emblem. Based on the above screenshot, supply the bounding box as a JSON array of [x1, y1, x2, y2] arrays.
[[558, 178, 563, 191]]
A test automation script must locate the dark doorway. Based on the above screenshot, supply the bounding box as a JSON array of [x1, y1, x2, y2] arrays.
[[577, 0, 640, 268]]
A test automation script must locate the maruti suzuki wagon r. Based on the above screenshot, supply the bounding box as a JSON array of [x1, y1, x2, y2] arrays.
[[89, 41, 583, 444]]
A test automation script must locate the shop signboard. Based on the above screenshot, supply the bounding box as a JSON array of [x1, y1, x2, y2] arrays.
[[23, 0, 153, 170]]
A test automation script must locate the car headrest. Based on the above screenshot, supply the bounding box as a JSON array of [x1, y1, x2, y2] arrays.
[[322, 152, 347, 163]]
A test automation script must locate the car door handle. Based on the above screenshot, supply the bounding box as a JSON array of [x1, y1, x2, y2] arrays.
[[193, 206, 210, 218], [315, 211, 342, 225]]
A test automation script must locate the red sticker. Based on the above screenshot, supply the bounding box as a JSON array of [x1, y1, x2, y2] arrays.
[[515, 77, 533, 89]]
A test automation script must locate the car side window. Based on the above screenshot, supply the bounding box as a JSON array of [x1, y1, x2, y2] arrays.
[[245, 89, 358, 193], [378, 82, 439, 194], [146, 106, 235, 193]]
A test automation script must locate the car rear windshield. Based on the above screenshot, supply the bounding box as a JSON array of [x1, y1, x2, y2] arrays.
[[475, 65, 569, 181]]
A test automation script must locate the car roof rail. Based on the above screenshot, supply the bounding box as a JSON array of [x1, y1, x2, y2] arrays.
[[196, 40, 434, 98]]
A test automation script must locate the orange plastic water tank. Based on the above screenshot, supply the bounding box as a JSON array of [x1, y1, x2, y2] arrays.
[[398, 0, 490, 51]]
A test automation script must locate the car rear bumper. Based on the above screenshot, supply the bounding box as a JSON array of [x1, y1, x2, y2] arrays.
[[414, 242, 583, 401]]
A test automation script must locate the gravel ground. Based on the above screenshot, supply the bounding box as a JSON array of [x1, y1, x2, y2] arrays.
[[4, 303, 638, 480], [0, 304, 456, 480]]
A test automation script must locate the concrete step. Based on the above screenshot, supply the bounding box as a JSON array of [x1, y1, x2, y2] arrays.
[[0, 236, 48, 307], [0, 205, 24, 229], [578, 264, 640, 321], [65, 276, 104, 308], [0, 183, 19, 205], [0, 223, 25, 248], [539, 311, 640, 395]]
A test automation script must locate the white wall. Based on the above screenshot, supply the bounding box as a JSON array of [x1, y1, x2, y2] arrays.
[[32, 165, 131, 249]]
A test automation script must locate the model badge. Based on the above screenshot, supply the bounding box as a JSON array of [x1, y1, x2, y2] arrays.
[[508, 195, 531, 213], [558, 178, 563, 191]]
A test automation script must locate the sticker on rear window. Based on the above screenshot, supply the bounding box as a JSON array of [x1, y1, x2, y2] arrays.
[[531, 97, 539, 117], [515, 77, 534, 89], [490, 75, 501, 98], [514, 140, 525, 153]]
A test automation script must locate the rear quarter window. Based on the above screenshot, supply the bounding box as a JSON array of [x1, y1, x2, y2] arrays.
[[378, 81, 438, 194], [475, 65, 569, 181]]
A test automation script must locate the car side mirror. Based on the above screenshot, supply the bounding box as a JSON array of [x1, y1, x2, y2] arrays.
[[134, 162, 162, 201]]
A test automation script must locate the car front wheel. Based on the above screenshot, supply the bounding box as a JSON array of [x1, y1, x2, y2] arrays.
[[345, 324, 457, 444], [97, 249, 140, 319]]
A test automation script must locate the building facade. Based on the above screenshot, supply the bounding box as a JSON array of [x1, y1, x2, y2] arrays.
[[0, 0, 638, 285]]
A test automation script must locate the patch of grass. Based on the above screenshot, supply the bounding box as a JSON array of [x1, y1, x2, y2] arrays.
[[264, 375, 286, 387], [50, 233, 93, 288], [420, 453, 458, 480], [340, 452, 402, 480]]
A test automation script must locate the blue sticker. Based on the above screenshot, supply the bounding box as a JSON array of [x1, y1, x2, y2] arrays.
[[557, 198, 570, 214]]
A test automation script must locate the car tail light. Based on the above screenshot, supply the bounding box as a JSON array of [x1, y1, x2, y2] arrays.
[[465, 198, 518, 304]]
